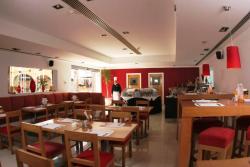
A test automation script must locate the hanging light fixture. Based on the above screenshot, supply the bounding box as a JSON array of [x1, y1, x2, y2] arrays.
[[202, 64, 210, 76], [227, 46, 241, 68], [225, 5, 241, 68]]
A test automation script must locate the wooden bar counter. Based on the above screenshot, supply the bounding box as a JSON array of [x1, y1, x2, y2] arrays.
[[177, 99, 250, 167]]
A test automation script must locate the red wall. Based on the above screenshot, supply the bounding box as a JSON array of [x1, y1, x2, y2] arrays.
[[101, 67, 199, 98]]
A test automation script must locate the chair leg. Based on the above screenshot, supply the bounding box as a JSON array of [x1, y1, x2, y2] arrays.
[[122, 146, 125, 167], [8, 136, 13, 154], [147, 117, 150, 130], [218, 150, 227, 159], [197, 146, 203, 160], [232, 127, 239, 157], [0, 136, 2, 149], [244, 141, 249, 156], [227, 145, 233, 159], [129, 140, 132, 158]]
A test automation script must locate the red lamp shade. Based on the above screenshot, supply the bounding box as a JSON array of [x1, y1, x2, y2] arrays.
[[227, 46, 241, 68], [202, 64, 210, 76]]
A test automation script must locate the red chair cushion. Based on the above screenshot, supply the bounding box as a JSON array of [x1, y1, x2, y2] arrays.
[[246, 127, 250, 140], [32, 141, 64, 157], [198, 127, 235, 148], [193, 117, 223, 134], [237, 116, 250, 130], [0, 125, 20, 135], [77, 150, 113, 167], [139, 112, 149, 120]]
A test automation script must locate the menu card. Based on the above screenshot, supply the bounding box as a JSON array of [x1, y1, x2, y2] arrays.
[[194, 103, 224, 107], [88, 129, 114, 137]]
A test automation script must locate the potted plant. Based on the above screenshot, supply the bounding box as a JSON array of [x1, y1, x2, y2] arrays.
[[101, 69, 111, 97], [39, 78, 48, 92]]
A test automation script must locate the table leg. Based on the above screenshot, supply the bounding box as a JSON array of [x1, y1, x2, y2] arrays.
[[177, 117, 192, 167]]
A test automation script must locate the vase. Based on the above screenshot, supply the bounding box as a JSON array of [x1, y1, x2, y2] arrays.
[[42, 85, 45, 92], [16, 85, 21, 93], [30, 79, 36, 93]]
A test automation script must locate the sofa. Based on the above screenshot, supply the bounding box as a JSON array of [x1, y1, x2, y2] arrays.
[[0, 92, 105, 112]]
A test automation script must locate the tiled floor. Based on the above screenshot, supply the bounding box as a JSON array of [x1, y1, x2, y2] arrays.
[[0, 111, 178, 167]]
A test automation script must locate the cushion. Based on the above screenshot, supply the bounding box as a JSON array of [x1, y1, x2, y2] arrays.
[[11, 96, 25, 110], [0, 97, 12, 111], [198, 127, 235, 148], [24, 95, 36, 107], [246, 127, 250, 140], [237, 116, 250, 130], [44, 94, 55, 104], [77, 93, 90, 101], [91, 93, 104, 104], [54, 93, 64, 104], [77, 150, 113, 167], [32, 141, 64, 157], [193, 117, 223, 134], [35, 94, 45, 106], [0, 125, 20, 135], [63, 93, 69, 101]]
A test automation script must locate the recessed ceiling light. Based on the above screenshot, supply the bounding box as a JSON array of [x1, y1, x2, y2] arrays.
[[101, 34, 107, 37], [122, 48, 127, 50], [86, 0, 93, 1], [130, 53, 134, 54], [12, 48, 20, 51], [219, 26, 229, 32], [200, 53, 205, 56], [81, 61, 85, 64], [202, 41, 207, 44], [35, 52, 41, 55], [223, 6, 231, 11], [204, 48, 210, 51], [135, 62, 138, 64], [53, 4, 64, 10], [122, 31, 130, 35]]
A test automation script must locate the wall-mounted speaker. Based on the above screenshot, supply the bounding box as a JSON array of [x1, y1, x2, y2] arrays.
[[216, 51, 224, 59], [49, 60, 54, 67]]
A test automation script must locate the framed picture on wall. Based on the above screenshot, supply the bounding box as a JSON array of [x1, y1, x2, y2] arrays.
[[126, 73, 141, 89]]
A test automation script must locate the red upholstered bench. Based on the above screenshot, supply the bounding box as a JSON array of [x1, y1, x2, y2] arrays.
[[197, 127, 235, 160], [244, 126, 250, 156]]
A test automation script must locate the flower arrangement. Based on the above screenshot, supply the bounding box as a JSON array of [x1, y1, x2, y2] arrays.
[[38, 78, 48, 92]]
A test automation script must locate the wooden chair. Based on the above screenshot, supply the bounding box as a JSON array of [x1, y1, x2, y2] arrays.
[[21, 122, 65, 159], [89, 105, 106, 121], [0, 110, 22, 154], [64, 130, 114, 167], [55, 103, 67, 118], [136, 100, 150, 135], [16, 148, 54, 167], [110, 111, 132, 167], [111, 100, 125, 106]]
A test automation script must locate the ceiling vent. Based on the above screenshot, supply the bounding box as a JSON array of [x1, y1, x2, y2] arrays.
[[62, 0, 141, 55], [219, 27, 229, 32]]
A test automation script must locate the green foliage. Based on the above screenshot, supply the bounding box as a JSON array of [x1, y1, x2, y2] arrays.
[[101, 69, 111, 83]]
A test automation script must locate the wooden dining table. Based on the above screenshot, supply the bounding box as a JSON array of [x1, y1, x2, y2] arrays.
[[178, 99, 250, 167], [36, 118, 137, 142]]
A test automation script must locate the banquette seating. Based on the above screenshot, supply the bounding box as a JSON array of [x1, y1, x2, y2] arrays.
[[0, 92, 104, 122]]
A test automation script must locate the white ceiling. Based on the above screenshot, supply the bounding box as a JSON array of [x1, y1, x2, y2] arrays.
[[0, 0, 249, 68]]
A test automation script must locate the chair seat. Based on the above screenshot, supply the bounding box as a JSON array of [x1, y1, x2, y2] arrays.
[[139, 113, 149, 120], [0, 125, 20, 135], [32, 141, 64, 157], [193, 117, 223, 134], [246, 127, 250, 140], [77, 150, 114, 167], [199, 127, 235, 148], [237, 116, 250, 130]]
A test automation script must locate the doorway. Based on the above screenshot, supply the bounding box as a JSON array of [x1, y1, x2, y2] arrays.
[[148, 73, 164, 103]]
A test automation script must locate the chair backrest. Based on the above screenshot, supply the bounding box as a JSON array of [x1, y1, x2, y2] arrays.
[[110, 111, 132, 124], [73, 109, 93, 120], [64, 130, 99, 167], [21, 122, 46, 156], [89, 105, 105, 121], [111, 100, 124, 106], [55, 103, 66, 117], [16, 149, 54, 167], [5, 110, 22, 135], [136, 100, 149, 106]]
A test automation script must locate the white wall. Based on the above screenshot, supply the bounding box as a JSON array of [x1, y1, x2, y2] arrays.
[[0, 50, 73, 96], [201, 22, 250, 93]]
